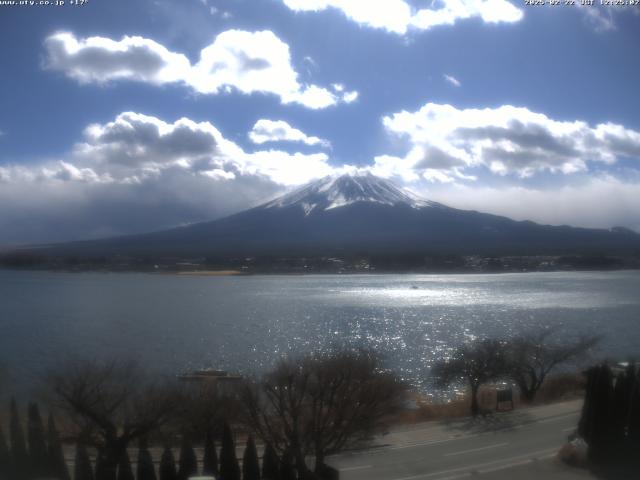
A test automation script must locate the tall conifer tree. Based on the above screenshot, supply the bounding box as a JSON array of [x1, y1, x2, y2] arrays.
[[261, 443, 280, 480], [0, 421, 10, 479], [242, 435, 260, 480], [177, 434, 198, 480], [220, 423, 240, 480], [136, 438, 157, 480], [159, 446, 177, 480], [279, 450, 296, 480], [27, 403, 48, 477], [9, 399, 29, 480], [47, 414, 71, 480], [202, 429, 218, 476], [117, 449, 135, 480]]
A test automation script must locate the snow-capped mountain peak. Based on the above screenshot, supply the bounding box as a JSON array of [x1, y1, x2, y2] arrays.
[[261, 172, 441, 215]]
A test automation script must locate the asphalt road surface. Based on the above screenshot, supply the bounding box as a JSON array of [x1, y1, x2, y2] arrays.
[[328, 400, 584, 480]]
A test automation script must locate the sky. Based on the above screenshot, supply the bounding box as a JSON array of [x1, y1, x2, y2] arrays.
[[0, 0, 639, 245]]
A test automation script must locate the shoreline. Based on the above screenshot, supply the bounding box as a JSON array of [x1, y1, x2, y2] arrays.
[[1, 266, 640, 276], [175, 270, 244, 276]]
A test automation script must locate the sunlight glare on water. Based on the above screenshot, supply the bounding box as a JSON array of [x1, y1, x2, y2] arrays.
[[1, 270, 639, 394]]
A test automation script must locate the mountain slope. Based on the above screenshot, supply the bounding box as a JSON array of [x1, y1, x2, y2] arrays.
[[37, 172, 640, 257], [260, 173, 440, 213]]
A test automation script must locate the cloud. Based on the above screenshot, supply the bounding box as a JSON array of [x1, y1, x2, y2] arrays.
[[573, 4, 639, 33], [443, 74, 461, 87], [578, 5, 615, 32], [43, 32, 190, 85], [196, 0, 231, 17], [575, 4, 640, 33], [0, 167, 283, 245], [281, 0, 523, 34], [372, 103, 640, 182], [44, 31, 356, 109], [249, 119, 331, 148], [3, 109, 640, 244], [330, 83, 358, 103], [342, 90, 359, 103], [0, 112, 338, 244], [3, 112, 335, 187], [241, 150, 333, 185], [73, 112, 333, 185], [417, 176, 640, 233]]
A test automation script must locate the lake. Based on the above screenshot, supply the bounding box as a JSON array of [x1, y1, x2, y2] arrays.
[[1, 269, 639, 396]]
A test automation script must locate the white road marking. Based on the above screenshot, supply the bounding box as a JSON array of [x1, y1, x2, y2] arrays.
[[340, 465, 372, 471], [387, 435, 480, 451], [443, 442, 508, 457], [477, 452, 556, 474], [342, 435, 479, 457], [536, 412, 579, 424]]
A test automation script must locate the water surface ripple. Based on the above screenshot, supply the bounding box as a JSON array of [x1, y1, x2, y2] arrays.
[[1, 270, 638, 395]]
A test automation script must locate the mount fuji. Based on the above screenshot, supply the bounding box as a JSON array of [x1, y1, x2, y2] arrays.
[[35, 172, 640, 257]]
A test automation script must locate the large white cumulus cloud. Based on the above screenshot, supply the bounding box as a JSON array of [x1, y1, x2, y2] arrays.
[[373, 103, 640, 182], [281, 0, 523, 34], [44, 31, 357, 109], [43, 32, 190, 84], [73, 112, 334, 184]]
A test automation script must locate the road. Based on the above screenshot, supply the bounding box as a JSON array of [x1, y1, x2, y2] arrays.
[[327, 400, 585, 480]]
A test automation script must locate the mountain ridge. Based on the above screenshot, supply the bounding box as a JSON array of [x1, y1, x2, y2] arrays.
[[15, 173, 640, 258]]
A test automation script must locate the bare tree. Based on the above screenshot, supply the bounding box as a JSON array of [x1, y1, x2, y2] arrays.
[[432, 339, 507, 416], [305, 351, 406, 469], [242, 359, 312, 477], [505, 330, 600, 403], [48, 359, 179, 480], [242, 350, 407, 478]]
